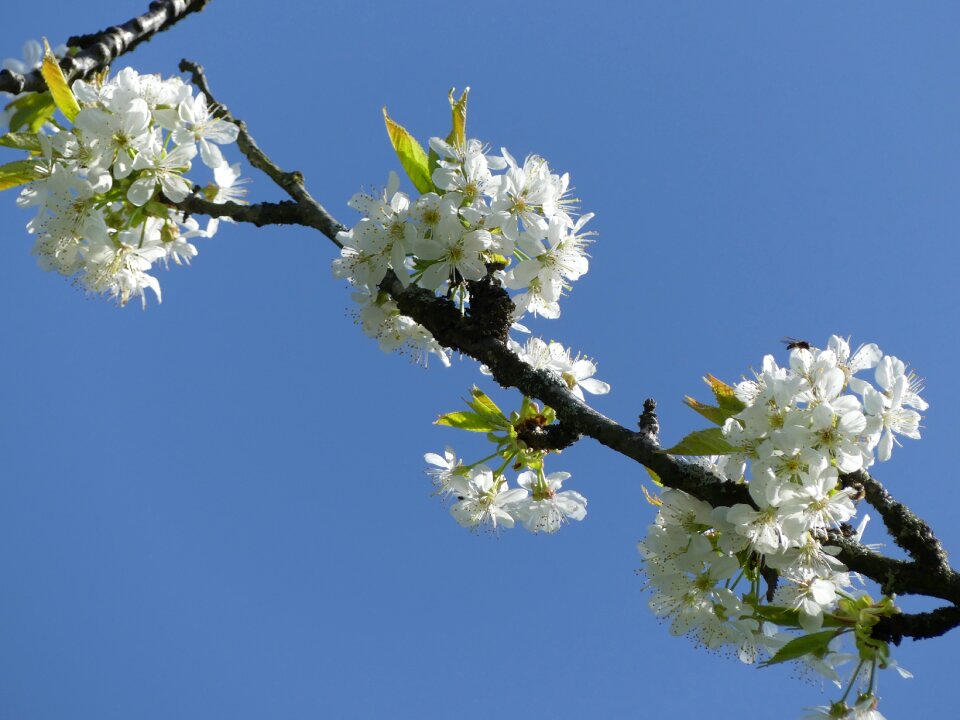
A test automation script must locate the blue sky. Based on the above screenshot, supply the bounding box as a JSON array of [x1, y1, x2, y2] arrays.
[[1, 1, 959, 718]]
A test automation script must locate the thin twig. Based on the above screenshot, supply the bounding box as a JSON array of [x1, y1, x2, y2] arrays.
[[178, 59, 345, 248]]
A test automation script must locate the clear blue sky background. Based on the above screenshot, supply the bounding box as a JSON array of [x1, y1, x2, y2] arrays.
[[1, 2, 958, 718]]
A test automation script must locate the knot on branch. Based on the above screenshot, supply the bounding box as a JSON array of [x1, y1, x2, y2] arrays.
[[465, 273, 514, 343], [393, 282, 470, 353], [838, 473, 865, 501], [638, 398, 660, 446], [515, 420, 581, 452]]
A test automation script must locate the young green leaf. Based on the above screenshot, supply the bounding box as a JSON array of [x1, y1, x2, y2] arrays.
[[759, 629, 839, 667], [40, 38, 80, 123], [644, 466, 663, 487], [660, 427, 736, 456], [752, 605, 803, 628], [447, 87, 468, 148], [705, 373, 746, 413], [682, 396, 733, 426], [466, 387, 510, 429], [468, 386, 502, 416], [382, 107, 433, 194], [0, 132, 42, 152], [6, 92, 57, 133], [434, 411, 499, 433], [0, 159, 43, 191]]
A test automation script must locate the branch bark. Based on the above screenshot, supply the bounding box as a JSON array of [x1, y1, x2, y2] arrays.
[[843, 469, 950, 571], [0, 0, 212, 94]]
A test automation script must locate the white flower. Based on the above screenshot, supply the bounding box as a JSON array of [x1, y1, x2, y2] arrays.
[[424, 446, 465, 498], [778, 475, 857, 537], [548, 341, 610, 400], [507, 274, 562, 320], [512, 470, 587, 533], [172, 92, 239, 168], [416, 216, 490, 290], [646, 554, 741, 638], [773, 570, 849, 631], [862, 356, 926, 462], [210, 162, 250, 204], [512, 213, 593, 286], [448, 466, 527, 530], [429, 137, 504, 206], [127, 140, 197, 205], [82, 240, 165, 308], [74, 99, 153, 178], [349, 291, 450, 367]]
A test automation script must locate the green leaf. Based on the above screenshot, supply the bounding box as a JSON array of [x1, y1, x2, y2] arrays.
[[644, 466, 663, 487], [468, 386, 502, 415], [382, 107, 433, 194], [466, 387, 510, 430], [705, 373, 746, 413], [0, 132, 42, 152], [447, 87, 468, 148], [40, 38, 80, 122], [0, 159, 42, 191], [751, 605, 803, 628], [6, 92, 56, 133], [434, 411, 498, 433], [660, 427, 736, 456], [682, 396, 732, 426], [752, 604, 846, 630], [760, 630, 838, 667]]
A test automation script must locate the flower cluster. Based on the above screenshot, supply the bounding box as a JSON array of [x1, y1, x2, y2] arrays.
[[3, 60, 243, 306], [424, 383, 594, 534], [334, 120, 593, 364], [426, 448, 587, 534], [639, 336, 925, 715]]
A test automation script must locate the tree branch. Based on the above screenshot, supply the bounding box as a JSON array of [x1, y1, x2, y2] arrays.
[[842, 469, 950, 571], [0, 0, 212, 94], [176, 196, 335, 233], [177, 59, 345, 247], [827, 533, 960, 605], [873, 605, 960, 644], [165, 68, 960, 642]]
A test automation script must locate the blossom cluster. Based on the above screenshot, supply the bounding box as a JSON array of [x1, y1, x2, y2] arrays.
[[426, 448, 587, 534], [638, 336, 924, 715], [425, 337, 608, 534], [334, 131, 593, 364], [3, 52, 244, 306]]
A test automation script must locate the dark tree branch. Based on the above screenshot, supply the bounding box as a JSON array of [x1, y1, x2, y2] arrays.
[[177, 196, 334, 233], [827, 533, 960, 605], [873, 605, 960, 644], [178, 59, 345, 248], [0, 0, 212, 94], [842, 469, 950, 571]]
